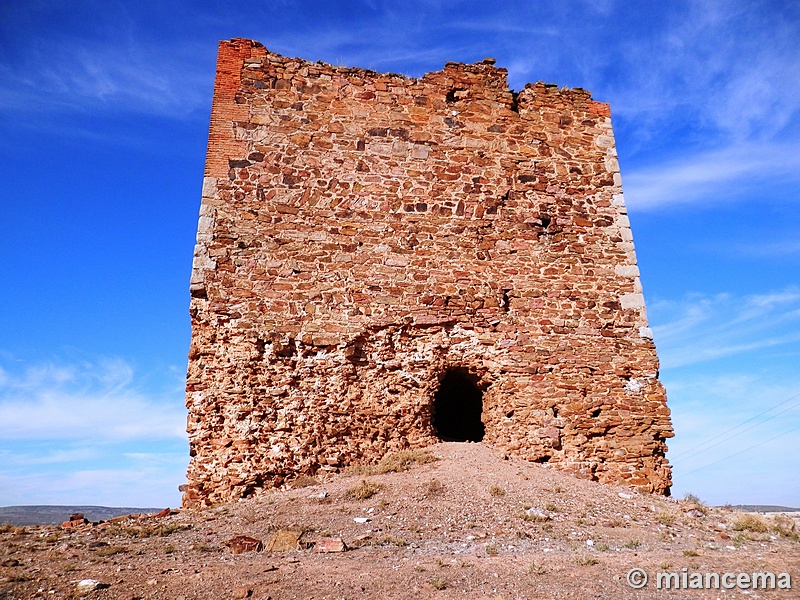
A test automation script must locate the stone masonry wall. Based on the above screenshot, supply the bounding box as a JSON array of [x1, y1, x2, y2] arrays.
[[183, 38, 673, 507]]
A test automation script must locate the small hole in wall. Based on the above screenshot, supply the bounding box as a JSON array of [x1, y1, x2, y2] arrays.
[[446, 88, 466, 103], [500, 289, 511, 313], [432, 369, 485, 442], [591, 408, 601, 418], [535, 455, 551, 464]]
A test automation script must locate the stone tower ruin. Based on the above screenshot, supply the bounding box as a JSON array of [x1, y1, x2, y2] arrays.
[[183, 38, 673, 507]]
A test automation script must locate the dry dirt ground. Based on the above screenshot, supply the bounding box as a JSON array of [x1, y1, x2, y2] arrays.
[[1, 443, 798, 599]]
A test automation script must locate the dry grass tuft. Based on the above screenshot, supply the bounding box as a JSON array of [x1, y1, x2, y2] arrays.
[[345, 479, 384, 500], [350, 449, 438, 476], [489, 485, 506, 497], [772, 514, 799, 540], [291, 475, 321, 488], [106, 521, 191, 539], [376, 450, 438, 473], [94, 545, 128, 557], [527, 561, 548, 575], [430, 578, 448, 590], [424, 479, 445, 496], [656, 512, 677, 527], [732, 514, 769, 533]]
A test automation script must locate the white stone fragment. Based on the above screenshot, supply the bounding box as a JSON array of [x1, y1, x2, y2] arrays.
[[202, 177, 218, 198], [639, 327, 654, 339], [619, 293, 645, 310], [614, 265, 640, 278], [76, 580, 101, 593]]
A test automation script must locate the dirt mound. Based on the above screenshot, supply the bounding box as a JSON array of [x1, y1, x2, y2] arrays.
[[1, 443, 798, 599]]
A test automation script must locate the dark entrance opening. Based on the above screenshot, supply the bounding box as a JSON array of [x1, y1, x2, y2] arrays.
[[432, 370, 485, 442]]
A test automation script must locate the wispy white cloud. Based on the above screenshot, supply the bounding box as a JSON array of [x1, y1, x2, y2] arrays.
[[0, 355, 187, 505], [624, 142, 800, 209], [651, 287, 800, 369], [611, 1, 800, 139], [0, 357, 186, 441], [0, 35, 211, 119], [717, 239, 800, 259], [0, 447, 100, 466]]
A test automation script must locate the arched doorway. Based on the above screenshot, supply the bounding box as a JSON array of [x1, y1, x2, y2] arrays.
[[432, 369, 485, 442]]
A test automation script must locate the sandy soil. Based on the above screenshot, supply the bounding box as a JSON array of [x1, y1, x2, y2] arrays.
[[1, 442, 798, 599]]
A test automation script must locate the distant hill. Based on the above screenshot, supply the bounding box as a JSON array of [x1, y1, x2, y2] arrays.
[[727, 504, 800, 513], [0, 505, 165, 526]]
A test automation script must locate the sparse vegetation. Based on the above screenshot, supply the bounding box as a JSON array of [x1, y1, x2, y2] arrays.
[[656, 512, 677, 526], [732, 532, 751, 546], [345, 479, 384, 500], [191, 542, 213, 552], [682, 549, 699, 557], [351, 449, 438, 476], [425, 479, 445, 496], [575, 556, 599, 566], [544, 502, 558, 512], [291, 475, 321, 488], [489, 485, 506, 497], [528, 561, 548, 575], [772, 515, 800, 541], [623, 539, 641, 549], [379, 536, 407, 547], [485, 544, 499, 555], [106, 521, 191, 539], [732, 514, 769, 533], [430, 578, 448, 590]]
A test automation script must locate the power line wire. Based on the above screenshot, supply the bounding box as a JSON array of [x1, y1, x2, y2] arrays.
[[679, 422, 800, 478], [669, 391, 800, 462]]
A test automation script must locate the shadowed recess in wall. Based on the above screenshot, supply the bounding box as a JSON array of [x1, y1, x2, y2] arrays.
[[432, 370, 485, 442]]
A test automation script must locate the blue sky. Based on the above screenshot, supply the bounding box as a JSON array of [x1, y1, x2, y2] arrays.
[[1, 0, 798, 508]]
